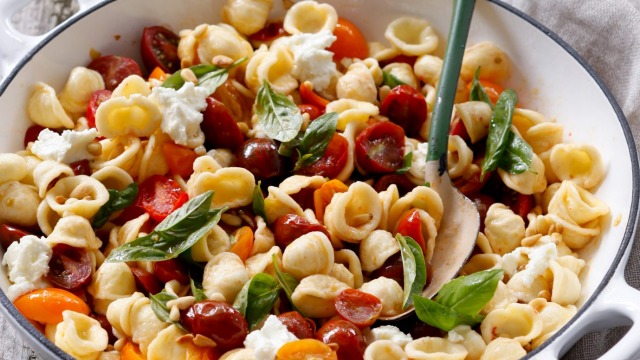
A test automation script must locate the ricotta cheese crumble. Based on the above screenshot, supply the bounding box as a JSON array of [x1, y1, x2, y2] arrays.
[[31, 128, 98, 164]]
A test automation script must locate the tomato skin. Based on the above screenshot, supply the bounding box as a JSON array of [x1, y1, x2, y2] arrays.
[[277, 311, 316, 339], [272, 214, 331, 249], [136, 174, 189, 222], [46, 244, 92, 290], [298, 104, 323, 121], [23, 125, 46, 147], [449, 118, 470, 142], [454, 169, 491, 197], [295, 134, 348, 179], [315, 319, 367, 360], [201, 97, 245, 151], [129, 266, 163, 295], [13, 288, 90, 324], [141, 26, 180, 73], [396, 209, 427, 255], [373, 174, 417, 196], [152, 259, 189, 284], [334, 289, 383, 328], [370, 253, 404, 287], [181, 300, 248, 352], [162, 142, 198, 178], [299, 81, 330, 109], [0, 224, 31, 251], [236, 138, 284, 180], [248, 21, 287, 43], [380, 85, 427, 138], [70, 159, 92, 176], [328, 17, 368, 62], [87, 55, 143, 91], [86, 89, 112, 128], [514, 193, 534, 219], [355, 121, 405, 174]]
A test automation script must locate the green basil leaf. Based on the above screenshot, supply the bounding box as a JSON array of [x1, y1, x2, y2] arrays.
[[92, 183, 139, 228], [272, 254, 304, 315], [161, 58, 247, 95], [382, 70, 406, 89], [294, 112, 338, 170], [413, 295, 485, 331], [253, 182, 268, 222], [469, 67, 493, 107], [434, 269, 504, 316], [481, 89, 518, 179], [498, 131, 533, 174], [189, 271, 208, 302], [396, 234, 427, 309], [396, 152, 413, 175], [233, 273, 280, 330], [150, 291, 187, 331], [278, 135, 302, 157], [256, 81, 304, 142]]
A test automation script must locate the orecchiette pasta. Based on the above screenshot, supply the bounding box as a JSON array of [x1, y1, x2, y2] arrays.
[[334, 249, 364, 289], [91, 136, 143, 177], [447, 326, 486, 360], [484, 204, 525, 255], [58, 67, 105, 117], [283, 231, 334, 279], [202, 252, 250, 303], [479, 338, 526, 360], [498, 153, 547, 195], [359, 230, 399, 272], [326, 98, 380, 131], [222, 0, 273, 36], [188, 167, 255, 208], [47, 215, 102, 250], [178, 24, 253, 68], [337, 61, 378, 103], [524, 122, 563, 155], [88, 262, 137, 315], [413, 55, 443, 86], [360, 277, 404, 317], [364, 340, 408, 360], [529, 298, 577, 349], [0, 181, 40, 227], [264, 186, 305, 223], [45, 175, 110, 219], [480, 303, 543, 345], [190, 224, 231, 262], [387, 185, 443, 232], [549, 144, 605, 189], [54, 310, 109, 360], [91, 165, 134, 191], [146, 325, 190, 360], [460, 42, 510, 82], [384, 62, 419, 89], [137, 131, 171, 183], [95, 95, 162, 139], [0, 153, 27, 184], [27, 82, 75, 129], [246, 246, 281, 277], [378, 184, 400, 231], [290, 274, 349, 318], [283, 0, 338, 34], [245, 43, 298, 95], [323, 181, 382, 244], [404, 337, 468, 360], [447, 135, 474, 179], [384, 17, 439, 56], [453, 101, 492, 144]]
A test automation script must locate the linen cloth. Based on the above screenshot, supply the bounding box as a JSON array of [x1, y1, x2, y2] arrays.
[[3, 0, 640, 359]]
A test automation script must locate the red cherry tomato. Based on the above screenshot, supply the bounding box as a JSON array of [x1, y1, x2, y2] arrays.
[[201, 97, 245, 151], [396, 209, 427, 255], [454, 169, 491, 197], [355, 121, 405, 174], [136, 174, 189, 222], [162, 143, 198, 178], [296, 134, 348, 179], [152, 259, 189, 284], [272, 214, 331, 249], [87, 55, 143, 91], [328, 17, 369, 62], [141, 26, 181, 73], [46, 244, 92, 290], [129, 266, 163, 295], [248, 21, 288, 43], [334, 289, 383, 328], [380, 85, 427, 138], [370, 253, 404, 287], [277, 311, 316, 339], [299, 82, 330, 110], [236, 138, 284, 180], [315, 319, 366, 360], [86, 89, 112, 129], [513, 193, 534, 219], [449, 118, 470, 142], [70, 159, 91, 176], [298, 104, 323, 121], [23, 125, 46, 147], [0, 224, 32, 251], [181, 300, 248, 352], [373, 174, 417, 196]]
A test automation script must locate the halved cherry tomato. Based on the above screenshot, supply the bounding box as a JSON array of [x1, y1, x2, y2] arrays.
[[87, 55, 142, 91], [129, 266, 163, 295], [162, 142, 198, 178], [136, 174, 188, 222], [396, 209, 427, 255], [120, 341, 145, 360], [334, 289, 383, 328], [449, 118, 470, 142], [230, 226, 254, 262], [0, 224, 31, 251], [46, 244, 92, 290], [328, 17, 368, 62], [141, 26, 181, 73], [14, 288, 90, 324], [23, 125, 46, 147], [236, 138, 284, 180], [467, 79, 504, 105], [373, 174, 417, 196], [355, 121, 405, 174], [153, 259, 189, 284], [276, 339, 337, 360], [272, 214, 331, 249], [370, 253, 404, 287], [296, 134, 348, 179], [277, 311, 316, 339], [298, 104, 323, 121], [299, 81, 330, 109], [201, 97, 245, 151], [380, 85, 427, 138], [70, 159, 91, 176], [315, 319, 366, 360], [313, 179, 348, 221], [248, 21, 288, 43], [86, 89, 112, 128]]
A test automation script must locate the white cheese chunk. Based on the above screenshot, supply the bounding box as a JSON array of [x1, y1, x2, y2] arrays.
[[2, 235, 52, 300], [364, 325, 413, 348], [408, 141, 429, 180], [244, 315, 297, 360], [522, 242, 557, 286], [287, 30, 338, 92], [31, 128, 98, 164]]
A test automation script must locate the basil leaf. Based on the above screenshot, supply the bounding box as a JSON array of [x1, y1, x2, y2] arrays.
[[278, 135, 302, 157], [396, 234, 427, 309], [189, 271, 208, 302], [382, 70, 406, 89], [233, 273, 280, 330], [92, 183, 139, 228], [413, 295, 485, 331], [272, 254, 304, 315], [396, 152, 413, 175], [150, 291, 187, 331], [256, 81, 304, 142], [498, 131, 533, 174], [161, 58, 247, 95], [469, 67, 493, 107], [253, 182, 268, 222], [481, 89, 518, 179], [294, 112, 338, 170], [434, 269, 504, 316]]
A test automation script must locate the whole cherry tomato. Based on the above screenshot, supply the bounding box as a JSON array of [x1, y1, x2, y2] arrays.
[[86, 89, 112, 128], [396, 209, 427, 255], [370, 253, 404, 287], [129, 266, 163, 295], [315, 319, 367, 360], [46, 244, 92, 290], [380, 85, 427, 138], [296, 133, 348, 179], [14, 288, 90, 325], [298, 104, 323, 121], [355, 121, 405, 174], [277, 311, 316, 339], [201, 97, 245, 151], [272, 214, 331, 249], [152, 259, 189, 285], [334, 289, 383, 328], [140, 26, 181, 73], [373, 174, 417, 196], [87, 55, 142, 91], [135, 174, 189, 222], [328, 17, 369, 62], [0, 224, 31, 251], [236, 138, 284, 180], [248, 21, 288, 43], [181, 300, 248, 352]]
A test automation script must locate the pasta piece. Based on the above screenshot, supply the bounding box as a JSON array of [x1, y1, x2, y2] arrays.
[[283, 231, 334, 280], [364, 325, 413, 348], [91, 166, 134, 191], [264, 186, 305, 224], [484, 204, 525, 255], [290, 274, 349, 318], [360, 277, 403, 317], [111, 74, 152, 98], [404, 337, 468, 360], [326, 99, 379, 131], [178, 24, 253, 68], [91, 136, 143, 178], [498, 153, 547, 195], [245, 43, 298, 95], [330, 263, 355, 288], [88, 262, 137, 314], [47, 215, 101, 250], [413, 55, 443, 87], [511, 108, 546, 135], [453, 101, 492, 144], [378, 184, 399, 231], [146, 325, 189, 360], [0, 153, 27, 184], [368, 41, 401, 63], [251, 216, 275, 255], [480, 303, 543, 345], [0, 181, 39, 227], [246, 246, 281, 278], [278, 175, 326, 196], [529, 298, 577, 349], [37, 199, 61, 236], [549, 144, 605, 189], [16, 151, 42, 186], [138, 131, 170, 183], [364, 340, 408, 360], [104, 213, 150, 256], [360, 230, 400, 272], [481, 281, 517, 315], [337, 61, 378, 103], [27, 82, 75, 129], [461, 254, 501, 276], [384, 17, 439, 56], [383, 62, 418, 89], [335, 122, 367, 182], [191, 225, 231, 262], [202, 252, 250, 303], [220, 349, 256, 359], [447, 135, 474, 179], [54, 310, 109, 360], [506, 270, 551, 303], [188, 167, 255, 209], [524, 122, 563, 155], [335, 249, 364, 289], [222, 0, 273, 36], [45, 175, 110, 219], [549, 260, 582, 306], [479, 338, 526, 360], [323, 181, 382, 244], [387, 185, 443, 231], [95, 95, 162, 139], [446, 325, 486, 360], [283, 0, 338, 34], [460, 42, 510, 82], [58, 67, 105, 116], [548, 180, 609, 226]]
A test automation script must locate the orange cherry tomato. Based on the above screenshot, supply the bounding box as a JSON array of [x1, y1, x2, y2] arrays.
[[396, 208, 427, 255], [230, 226, 254, 262], [467, 79, 504, 105], [162, 142, 198, 178], [334, 289, 383, 328], [276, 339, 337, 360], [13, 288, 90, 325], [148, 66, 169, 82], [328, 17, 368, 62], [299, 81, 330, 109], [120, 341, 145, 360], [313, 179, 348, 221]]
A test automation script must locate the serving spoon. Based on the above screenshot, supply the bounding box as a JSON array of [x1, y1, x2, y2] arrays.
[[381, 0, 479, 321]]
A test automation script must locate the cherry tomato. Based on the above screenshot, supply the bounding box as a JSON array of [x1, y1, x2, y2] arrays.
[[313, 179, 348, 221], [129, 266, 163, 295], [236, 138, 284, 180], [296, 134, 348, 179], [86, 89, 112, 128], [272, 214, 331, 249], [454, 169, 491, 197], [355, 121, 405, 174], [468, 193, 496, 231], [153, 259, 189, 284], [298, 104, 323, 121], [162, 142, 198, 178], [299, 81, 330, 110], [328, 17, 368, 62], [120, 341, 145, 360], [70, 159, 91, 176], [201, 97, 245, 151], [290, 187, 316, 211], [248, 21, 288, 43], [141, 26, 180, 73], [334, 289, 383, 328], [380, 85, 427, 138], [277, 311, 316, 339], [135, 174, 189, 222], [513, 193, 534, 220], [370, 253, 404, 287], [46, 244, 92, 290], [449, 118, 470, 142], [276, 339, 337, 360], [181, 300, 248, 352], [0, 224, 31, 251], [315, 319, 366, 360], [87, 55, 143, 91], [373, 174, 417, 196], [229, 226, 254, 262], [467, 79, 505, 105], [23, 125, 46, 147], [396, 209, 427, 255], [14, 288, 90, 324]]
